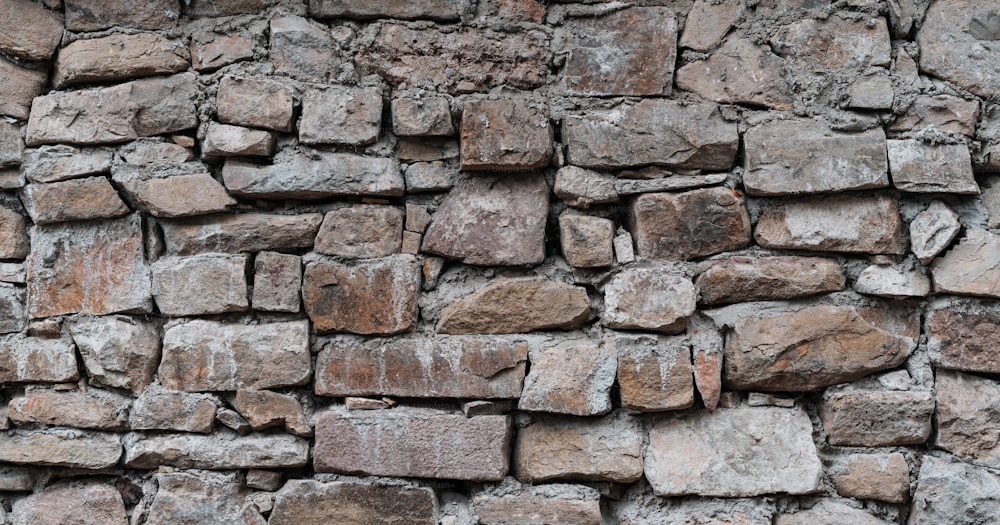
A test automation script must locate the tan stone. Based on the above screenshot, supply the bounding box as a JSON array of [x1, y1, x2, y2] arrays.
[[519, 339, 616, 416], [696, 256, 845, 305], [54, 33, 190, 88], [0, 467, 32, 491], [935, 369, 1000, 467], [918, 0, 1000, 98], [887, 140, 978, 193], [437, 278, 589, 334], [680, 0, 742, 51], [222, 152, 404, 199], [65, 0, 179, 31], [932, 229, 1000, 298], [252, 251, 301, 313], [300, 86, 382, 146], [270, 13, 340, 82], [0, 207, 29, 260], [854, 264, 931, 299], [160, 213, 322, 255], [21, 177, 130, 225], [0, 430, 122, 469], [474, 488, 602, 525], [152, 254, 248, 316], [460, 98, 552, 170], [10, 482, 128, 525], [270, 480, 436, 525], [130, 385, 218, 433], [0, 0, 63, 61], [602, 269, 696, 333], [0, 57, 47, 120], [22, 145, 114, 184], [630, 187, 751, 261], [114, 166, 237, 218], [553, 166, 618, 208], [848, 73, 895, 110], [676, 37, 793, 110], [560, 214, 614, 268], [889, 94, 980, 136], [310, 0, 460, 20], [771, 14, 890, 71], [832, 452, 910, 503], [775, 500, 888, 525], [124, 431, 309, 469], [755, 194, 907, 254], [190, 32, 253, 72], [8, 389, 129, 431], [69, 315, 159, 394], [616, 333, 694, 412], [391, 95, 454, 136], [202, 122, 275, 157], [119, 138, 193, 165], [820, 389, 934, 446], [217, 76, 295, 132], [233, 390, 311, 436], [314, 205, 403, 258]]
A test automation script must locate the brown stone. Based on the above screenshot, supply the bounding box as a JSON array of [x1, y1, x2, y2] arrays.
[[887, 140, 978, 193], [771, 14, 890, 71], [616, 333, 694, 412], [303, 255, 420, 335], [889, 94, 980, 136], [935, 369, 1000, 467], [0, 57, 47, 120], [270, 13, 340, 82], [314, 205, 403, 258], [0, 430, 122, 469], [832, 452, 910, 503], [217, 76, 295, 132], [202, 122, 275, 157], [0, 207, 29, 260], [755, 195, 907, 254], [53, 34, 190, 89], [311, 0, 459, 20], [68, 315, 159, 394], [0, 467, 32, 491], [820, 388, 934, 446], [160, 213, 323, 255], [113, 166, 237, 218], [404, 161, 457, 192], [931, 229, 1000, 298], [27, 214, 152, 317], [65, 0, 179, 31], [144, 470, 252, 525], [233, 389, 311, 436], [252, 251, 301, 313], [460, 99, 552, 171], [315, 335, 528, 399], [927, 302, 1000, 373], [603, 269, 697, 333], [629, 187, 751, 261], [130, 385, 218, 433], [0, 336, 78, 383], [21, 177, 130, 225], [300, 86, 382, 146], [0, 0, 63, 61], [559, 214, 614, 268], [391, 95, 454, 136], [553, 166, 618, 208], [695, 256, 846, 305], [723, 303, 918, 391], [245, 469, 282, 491], [519, 339, 616, 416], [315, 408, 511, 481], [124, 431, 309, 469], [190, 32, 254, 72], [918, 0, 1000, 98], [152, 254, 249, 317], [270, 480, 436, 525], [22, 145, 114, 184], [692, 321, 723, 411], [848, 73, 895, 110], [680, 0, 742, 51], [184, 0, 268, 16], [437, 278, 590, 334], [676, 37, 794, 110], [473, 487, 602, 525], [222, 152, 404, 199], [10, 482, 128, 525], [119, 138, 193, 165], [8, 389, 129, 431]]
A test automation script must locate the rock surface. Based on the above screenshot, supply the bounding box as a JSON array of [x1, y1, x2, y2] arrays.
[[124, 431, 310, 469], [696, 256, 845, 305], [909, 456, 1000, 525], [10, 482, 128, 525], [820, 388, 934, 446], [437, 278, 590, 334], [629, 188, 751, 261], [616, 334, 694, 412], [460, 98, 552, 170], [932, 229, 1000, 297], [935, 370, 1000, 466], [270, 480, 437, 525], [755, 195, 907, 254], [602, 269, 696, 333], [519, 339, 616, 416]]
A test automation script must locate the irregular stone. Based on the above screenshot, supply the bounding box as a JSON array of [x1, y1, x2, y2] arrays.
[[315, 335, 528, 399], [560, 214, 614, 268], [160, 213, 322, 255], [0, 168, 19, 191], [245, 470, 282, 491], [404, 161, 457, 192], [691, 316, 723, 411], [680, 0, 742, 51], [553, 166, 618, 208], [473, 486, 602, 525], [747, 392, 795, 408], [613, 173, 729, 196], [270, 480, 436, 525], [926, 302, 1000, 373], [311, 0, 459, 20], [356, 24, 549, 93], [27, 214, 152, 317], [190, 32, 253, 72], [391, 95, 454, 136], [723, 303, 918, 391], [832, 452, 910, 503], [602, 269, 696, 333], [222, 152, 404, 199], [771, 14, 890, 71], [145, 470, 251, 525], [514, 410, 642, 483], [616, 333, 694, 412], [460, 98, 552, 171], [909, 455, 1000, 525], [519, 339, 616, 416], [755, 194, 907, 254], [0, 207, 28, 260], [119, 138, 193, 165], [775, 500, 888, 525], [646, 406, 822, 496], [202, 122, 275, 157], [676, 37, 793, 110], [743, 120, 888, 195], [437, 278, 589, 334], [130, 386, 218, 433], [303, 255, 420, 335], [21, 145, 114, 184], [910, 201, 961, 265], [696, 256, 845, 305], [0, 335, 77, 383], [564, 100, 738, 170], [0, 283, 22, 335], [69, 315, 159, 394], [0, 57, 47, 120], [630, 187, 751, 261], [270, 13, 340, 82], [21, 177, 129, 225], [300, 86, 382, 146], [422, 174, 548, 265], [65, 0, 179, 31], [152, 254, 249, 316], [315, 408, 510, 480], [935, 369, 1000, 466], [233, 389, 310, 436], [405, 203, 431, 233], [252, 252, 300, 313], [0, 262, 25, 283], [124, 431, 310, 469], [53, 33, 189, 89], [854, 264, 931, 298], [398, 138, 458, 161], [113, 165, 237, 218], [932, 229, 1000, 297], [8, 389, 129, 430], [216, 408, 251, 435], [889, 95, 980, 136], [0, 467, 32, 491], [26, 73, 198, 146], [848, 73, 895, 110], [314, 205, 403, 258], [887, 140, 977, 193], [216, 76, 295, 132], [918, 0, 1000, 98], [344, 397, 393, 410], [0, 121, 21, 168], [0, 0, 63, 61], [617, 496, 776, 525], [819, 388, 934, 446], [0, 430, 121, 469], [462, 400, 512, 417], [10, 482, 128, 525]]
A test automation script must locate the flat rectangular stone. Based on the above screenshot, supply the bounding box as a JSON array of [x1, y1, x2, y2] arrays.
[[629, 187, 751, 261], [473, 487, 603, 525], [931, 229, 1000, 297], [820, 389, 934, 446], [252, 251, 301, 313], [613, 173, 729, 196], [189, 32, 253, 72], [436, 278, 590, 335], [392, 94, 454, 137], [0, 57, 47, 120], [315, 335, 528, 398], [0, 430, 122, 469], [113, 165, 236, 218], [299, 86, 382, 146], [887, 140, 978, 193], [65, 0, 180, 31], [21, 177, 130, 225], [0, 121, 22, 168], [124, 431, 309, 469], [0, 0, 63, 61], [755, 194, 907, 254], [459, 99, 552, 171], [202, 122, 275, 158], [222, 153, 404, 199], [53, 33, 190, 89], [0, 467, 32, 491], [0, 336, 78, 383], [143, 470, 249, 525], [519, 339, 617, 416], [310, 0, 460, 20], [22, 146, 114, 184], [927, 301, 1000, 373], [183, 0, 268, 17], [404, 161, 457, 192], [8, 389, 130, 431], [129, 385, 217, 433], [152, 254, 249, 317], [314, 205, 403, 259], [270, 481, 437, 525], [831, 452, 910, 504], [160, 213, 323, 255], [217, 76, 295, 132], [315, 408, 511, 481], [695, 256, 846, 305]]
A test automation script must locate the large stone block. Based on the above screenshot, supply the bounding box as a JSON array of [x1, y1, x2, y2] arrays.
[[391, 94, 454, 136], [831, 452, 910, 504], [0, 0, 63, 61], [53, 33, 190, 88], [21, 177, 130, 225], [0, 58, 47, 120], [216, 76, 295, 132], [909, 456, 1000, 525], [113, 164, 237, 218], [124, 431, 310, 469], [314, 205, 403, 259], [936, 370, 1000, 467], [437, 278, 590, 334], [152, 254, 249, 317], [270, 480, 437, 525], [918, 0, 1000, 98], [519, 339, 616, 416], [311, 0, 460, 20], [887, 140, 978, 193], [629, 188, 751, 261], [616, 333, 694, 412], [252, 251, 301, 313], [145, 471, 252, 525], [160, 213, 322, 256], [270, 13, 340, 82], [222, 152, 404, 199], [932, 229, 1000, 298], [300, 86, 382, 146], [676, 36, 793, 110], [22, 145, 114, 184], [130, 385, 217, 433], [8, 389, 130, 431], [820, 388, 934, 446], [755, 195, 907, 254], [460, 99, 552, 171], [65, 0, 180, 31], [771, 14, 890, 71], [0, 430, 122, 469], [10, 482, 128, 525], [927, 302, 1000, 373], [68, 315, 160, 394], [696, 256, 845, 305], [602, 269, 696, 333]]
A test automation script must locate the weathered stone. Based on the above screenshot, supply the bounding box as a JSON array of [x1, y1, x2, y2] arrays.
[[646, 406, 823, 496], [145, 470, 251, 525], [10, 482, 128, 525], [300, 87, 382, 146], [437, 278, 589, 334], [21, 177, 130, 225], [152, 254, 249, 316], [0, 430, 121, 469], [216, 408, 251, 435], [820, 388, 934, 446], [909, 455, 1000, 525], [602, 269, 696, 333], [0, 168, 20, 190], [159, 320, 311, 391], [680, 0, 741, 51], [560, 214, 614, 268], [184, 0, 268, 16], [113, 165, 237, 218], [848, 73, 895, 110], [314, 205, 403, 258], [0, 467, 32, 491], [519, 339, 616, 416], [630, 188, 750, 261], [932, 229, 1000, 297], [553, 166, 618, 208], [564, 100, 738, 170], [315, 408, 510, 480], [562, 7, 676, 96], [311, 0, 459, 20], [404, 161, 457, 192], [0, 121, 22, 168], [398, 138, 459, 162], [130, 385, 218, 433], [677, 37, 794, 110], [0, 208, 28, 261], [233, 390, 310, 436], [775, 500, 888, 525], [222, 152, 404, 199], [743, 120, 888, 195], [614, 173, 729, 196], [270, 480, 436, 525], [0, 335, 77, 383], [405, 203, 431, 233], [918, 0, 1000, 98], [887, 140, 978, 193], [0, 57, 47, 120], [124, 431, 310, 469], [270, 13, 340, 82], [832, 452, 910, 503], [889, 95, 980, 136], [755, 195, 907, 254], [617, 496, 776, 525], [0, 0, 63, 61], [691, 316, 723, 411], [392, 95, 454, 136], [216, 76, 295, 132], [616, 333, 694, 412], [53, 34, 189, 89], [696, 256, 845, 305], [514, 411, 643, 483], [344, 397, 393, 410], [422, 174, 548, 265], [8, 389, 129, 430], [0, 262, 25, 284], [303, 255, 420, 335], [22, 145, 114, 184], [161, 213, 323, 255], [935, 369, 1000, 466], [202, 122, 275, 158], [315, 335, 527, 398], [65, 0, 179, 31], [28, 214, 152, 317], [854, 264, 931, 298], [356, 24, 550, 93], [723, 303, 918, 391], [473, 486, 602, 525], [245, 470, 282, 491], [910, 201, 961, 265], [460, 99, 552, 171], [926, 302, 1000, 373], [119, 138, 193, 165], [69, 315, 159, 394], [771, 14, 890, 71], [190, 32, 253, 72], [252, 252, 301, 313]]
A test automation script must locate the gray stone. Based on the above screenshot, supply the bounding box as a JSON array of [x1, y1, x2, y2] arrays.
[[775, 500, 888, 525], [459, 98, 552, 171], [932, 229, 1000, 298], [202, 122, 275, 158], [696, 256, 845, 305], [935, 370, 1000, 467], [771, 14, 890, 71], [909, 455, 1000, 524], [519, 339, 616, 416], [676, 37, 794, 110], [270, 13, 340, 83], [7, 388, 130, 431], [392, 95, 454, 136], [145, 471, 252, 525], [615, 333, 694, 412], [152, 254, 249, 317], [160, 213, 323, 255], [887, 140, 978, 193], [630, 187, 751, 261], [0, 0, 63, 61], [21, 146, 114, 184], [21, 177, 130, 225], [820, 388, 934, 446], [755, 195, 907, 254], [680, 0, 741, 51], [300, 86, 382, 146], [124, 431, 310, 469], [216, 76, 295, 132], [437, 278, 590, 334], [65, 0, 180, 31], [252, 251, 301, 313], [890, 94, 980, 136], [854, 264, 931, 298], [69, 315, 160, 394], [130, 385, 218, 433], [0, 430, 122, 469], [222, 152, 404, 199], [270, 480, 437, 525], [918, 0, 1000, 98], [404, 161, 457, 192], [0, 335, 78, 383], [848, 74, 895, 110], [0, 121, 22, 168], [0, 283, 24, 334], [314, 205, 403, 259], [53, 33, 190, 89], [474, 485, 602, 525], [614, 173, 729, 196], [10, 482, 128, 525], [553, 166, 618, 208], [603, 269, 696, 333], [245, 470, 282, 491], [113, 165, 237, 218], [119, 138, 193, 165], [910, 201, 961, 265]]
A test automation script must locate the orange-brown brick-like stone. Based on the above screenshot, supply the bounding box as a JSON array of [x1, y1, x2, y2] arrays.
[[695, 256, 846, 305], [519, 339, 617, 416], [0, 0, 63, 61], [21, 177, 130, 225], [437, 278, 590, 334], [53, 33, 190, 89], [216, 76, 295, 132], [270, 480, 436, 525], [927, 303, 1000, 373], [559, 214, 614, 268], [233, 389, 311, 436], [832, 453, 910, 503], [630, 187, 751, 261], [314, 205, 403, 259], [113, 167, 237, 219], [8, 389, 130, 431], [819, 389, 934, 446], [460, 99, 552, 171], [0, 57, 47, 121], [616, 334, 694, 412], [65, 0, 180, 31], [303, 255, 420, 336]]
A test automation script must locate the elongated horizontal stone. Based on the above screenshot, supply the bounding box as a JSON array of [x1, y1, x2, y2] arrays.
[[113, 166, 236, 218], [630, 187, 751, 260], [646, 406, 823, 496], [158, 320, 310, 391], [10, 482, 128, 525], [909, 456, 1000, 525], [223, 153, 403, 199], [22, 146, 114, 184], [124, 431, 310, 469], [8, 389, 130, 431], [613, 173, 729, 196], [887, 140, 978, 193], [935, 370, 1000, 467], [771, 14, 890, 71], [315, 408, 511, 480], [202, 122, 275, 158], [931, 229, 1000, 298], [160, 213, 323, 255], [755, 195, 907, 254], [820, 389, 934, 446], [0, 335, 76, 383], [144, 470, 253, 525], [315, 335, 528, 398], [65, 0, 180, 31], [927, 302, 1000, 373], [696, 256, 845, 305], [437, 278, 590, 334], [0, 430, 122, 469], [775, 500, 887, 525], [310, 0, 460, 20], [270, 480, 437, 525], [53, 33, 190, 88], [152, 254, 249, 317], [21, 177, 130, 225], [473, 488, 603, 525]]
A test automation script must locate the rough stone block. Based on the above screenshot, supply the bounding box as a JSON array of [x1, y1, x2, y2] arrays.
[[222, 152, 404, 199], [519, 339, 616, 416], [311, 0, 460, 20], [113, 165, 237, 218], [918, 0, 1000, 98], [603, 268, 696, 333], [774, 500, 888, 525], [0, 57, 47, 120], [854, 264, 931, 298], [152, 254, 249, 317], [771, 14, 890, 71], [161, 213, 322, 255], [252, 251, 301, 313], [21, 177, 130, 225], [145, 470, 253, 525], [130, 385, 218, 433], [314, 205, 403, 258], [270, 480, 437, 525], [69, 315, 159, 394], [887, 140, 978, 193], [910, 201, 961, 264], [233, 389, 310, 436], [553, 166, 618, 208], [0, 0, 63, 61], [473, 485, 602, 525], [680, 0, 741, 51], [202, 122, 275, 158], [10, 482, 128, 525], [404, 161, 457, 192], [932, 229, 1000, 298], [909, 456, 1000, 525], [0, 283, 23, 334], [21, 145, 114, 184], [460, 98, 552, 171], [848, 73, 895, 110], [0, 208, 28, 261], [629, 187, 751, 261], [926, 302, 1000, 373], [437, 278, 589, 334], [190, 32, 253, 72], [0, 121, 22, 168], [124, 431, 309, 469], [832, 452, 910, 503], [755, 195, 907, 254], [217, 76, 295, 132], [696, 256, 845, 305], [65, 0, 179, 31], [616, 333, 694, 412], [935, 369, 1000, 467], [820, 388, 934, 446], [890, 94, 980, 136], [300, 86, 382, 146], [559, 214, 614, 268], [270, 13, 340, 82], [391, 95, 454, 136], [676, 37, 793, 110], [53, 33, 190, 88], [0, 430, 122, 469], [0, 467, 32, 491], [8, 389, 129, 431]]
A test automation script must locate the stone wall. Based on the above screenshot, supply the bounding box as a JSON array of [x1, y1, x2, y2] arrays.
[[0, 0, 998, 523]]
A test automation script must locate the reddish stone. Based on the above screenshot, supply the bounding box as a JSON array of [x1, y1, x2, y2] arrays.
[[53, 33, 190, 88], [437, 278, 590, 334], [217, 76, 295, 132], [21, 177, 130, 225], [0, 0, 63, 61], [695, 256, 846, 305], [629, 188, 751, 261], [460, 99, 552, 170], [0, 58, 47, 120]]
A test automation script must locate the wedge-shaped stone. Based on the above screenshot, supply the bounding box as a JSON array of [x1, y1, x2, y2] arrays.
[[0, 0, 63, 61], [771, 14, 890, 71], [145, 471, 252, 525], [202, 122, 275, 158], [646, 406, 823, 496], [69, 315, 159, 394], [473, 486, 603, 525], [723, 303, 918, 391], [910, 201, 961, 265], [222, 153, 403, 199], [158, 320, 310, 391], [775, 500, 888, 525], [160, 213, 322, 255], [54, 33, 190, 88], [124, 431, 310, 469], [0, 58, 47, 120], [743, 120, 889, 195], [519, 339, 616, 416], [8, 389, 130, 431], [936, 370, 1000, 467], [26, 73, 198, 146], [437, 278, 589, 334], [616, 333, 694, 412], [314, 205, 403, 259], [755, 195, 907, 254], [300, 86, 382, 146], [22, 146, 114, 184], [831, 452, 910, 504], [315, 335, 528, 399], [0, 208, 28, 260], [460, 98, 552, 171], [887, 140, 978, 193], [65, 0, 179, 31], [820, 388, 934, 446], [310, 0, 460, 20], [216, 76, 295, 132], [0, 430, 122, 469], [270, 480, 437, 525], [10, 482, 128, 525], [130, 385, 217, 433], [918, 0, 1000, 98], [152, 254, 249, 317], [696, 256, 845, 305], [21, 177, 130, 225], [113, 165, 236, 218], [932, 229, 1000, 298], [677, 37, 793, 110], [630, 187, 751, 261], [315, 408, 511, 481], [563, 100, 738, 170], [602, 269, 696, 333]]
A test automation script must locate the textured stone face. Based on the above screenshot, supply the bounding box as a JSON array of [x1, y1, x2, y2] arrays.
[[918, 0, 1000, 98], [216, 76, 295, 132], [10, 482, 128, 525], [927, 303, 1000, 373], [0, 58, 47, 120], [152, 254, 249, 317], [160, 213, 322, 256], [314, 205, 403, 259], [755, 195, 907, 254], [559, 214, 614, 268], [299, 87, 382, 146], [831, 453, 910, 504], [935, 370, 1000, 466], [53, 33, 190, 88], [233, 389, 311, 436], [645, 406, 823, 497], [519, 339, 616, 416], [910, 201, 961, 265], [252, 252, 301, 313], [65, 0, 180, 31], [553, 166, 618, 209], [270, 480, 437, 525], [391, 95, 454, 136], [0, 0, 63, 61], [696, 256, 845, 305], [854, 264, 931, 299], [460, 99, 552, 171], [21, 177, 130, 225], [0, 284, 25, 334], [819, 389, 934, 446], [144, 471, 251, 525], [771, 14, 891, 71], [474, 491, 602, 525], [270, 13, 340, 82], [887, 140, 978, 193], [677, 37, 793, 110], [602, 269, 697, 333], [616, 334, 694, 412], [21, 145, 114, 184], [129, 385, 217, 433], [8, 389, 130, 431], [190, 32, 253, 72], [629, 188, 751, 261], [890, 94, 980, 136], [0, 430, 122, 469], [437, 278, 590, 334], [222, 153, 404, 199], [0, 207, 29, 260], [124, 432, 310, 469], [0, 336, 74, 383], [909, 456, 1000, 525], [774, 500, 888, 525], [202, 122, 275, 157], [114, 167, 237, 218], [69, 316, 159, 394], [931, 229, 1000, 297]]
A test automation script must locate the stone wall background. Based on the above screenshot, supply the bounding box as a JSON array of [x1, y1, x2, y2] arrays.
[[0, 0, 999, 523]]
